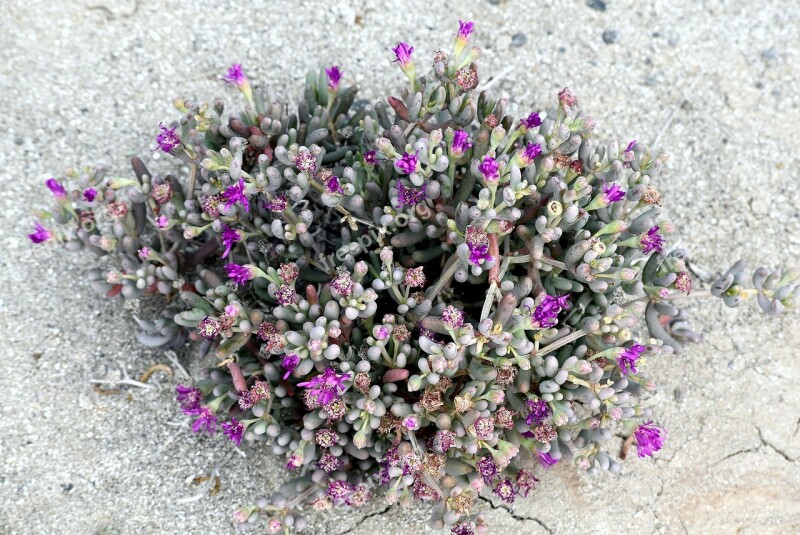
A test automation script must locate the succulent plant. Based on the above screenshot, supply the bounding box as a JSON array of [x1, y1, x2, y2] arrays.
[[29, 20, 797, 535]]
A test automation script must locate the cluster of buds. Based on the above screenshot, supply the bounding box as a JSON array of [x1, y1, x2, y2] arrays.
[[30, 21, 796, 535]]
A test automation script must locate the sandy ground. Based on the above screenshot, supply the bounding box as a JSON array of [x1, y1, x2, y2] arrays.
[[1, 0, 799, 533]]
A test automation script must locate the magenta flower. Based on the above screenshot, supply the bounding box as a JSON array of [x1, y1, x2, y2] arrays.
[[603, 182, 626, 203], [28, 222, 53, 244], [394, 151, 419, 174], [391, 42, 414, 68], [363, 150, 377, 165], [297, 368, 351, 406], [525, 398, 552, 426], [640, 225, 665, 254], [396, 181, 428, 207], [520, 112, 542, 130], [450, 130, 473, 156], [281, 354, 300, 380], [222, 178, 250, 212], [222, 417, 244, 447], [155, 123, 181, 153], [519, 142, 542, 164], [625, 139, 638, 152], [221, 225, 242, 258], [192, 407, 217, 434], [457, 20, 475, 40], [536, 451, 559, 468], [617, 343, 646, 375], [176, 384, 203, 415], [325, 65, 343, 91], [45, 179, 67, 199], [138, 247, 151, 260], [83, 188, 97, 202], [468, 243, 492, 265], [325, 175, 344, 195], [225, 263, 255, 285], [634, 421, 667, 457], [156, 215, 169, 228], [478, 156, 500, 183], [532, 294, 569, 327], [222, 63, 247, 87]]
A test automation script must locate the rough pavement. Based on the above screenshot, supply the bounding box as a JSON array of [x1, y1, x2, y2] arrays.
[[1, 0, 798, 533]]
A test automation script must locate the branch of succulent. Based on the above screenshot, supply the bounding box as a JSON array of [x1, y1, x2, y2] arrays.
[[29, 20, 797, 535]]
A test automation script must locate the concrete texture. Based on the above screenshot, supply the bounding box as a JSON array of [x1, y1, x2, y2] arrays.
[[1, 0, 799, 533]]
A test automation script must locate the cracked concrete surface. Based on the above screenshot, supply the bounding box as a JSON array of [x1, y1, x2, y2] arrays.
[[1, 0, 799, 533]]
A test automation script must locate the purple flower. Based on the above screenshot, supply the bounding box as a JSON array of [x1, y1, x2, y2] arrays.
[[391, 42, 414, 68], [197, 316, 221, 340], [617, 343, 646, 375], [222, 178, 250, 212], [396, 181, 428, 207], [363, 150, 377, 165], [297, 368, 351, 406], [441, 305, 464, 329], [325, 65, 343, 91], [519, 142, 542, 164], [640, 225, 665, 254], [478, 156, 500, 183], [138, 247, 151, 260], [192, 407, 218, 434], [525, 398, 552, 426], [222, 63, 247, 87], [457, 20, 475, 40], [281, 354, 300, 380], [327, 480, 355, 506], [394, 151, 419, 174], [155, 123, 181, 153], [477, 455, 498, 484], [493, 479, 516, 504], [222, 417, 244, 447], [275, 285, 298, 306], [176, 384, 203, 415], [221, 225, 242, 259], [520, 112, 542, 130], [263, 194, 287, 212], [634, 421, 667, 457], [156, 215, 169, 228], [536, 451, 559, 468], [450, 130, 472, 156], [603, 182, 626, 203], [325, 175, 344, 195], [625, 140, 638, 152], [516, 469, 539, 497], [225, 263, 255, 285], [468, 243, 492, 265], [83, 188, 97, 202], [532, 294, 569, 328], [28, 222, 53, 244], [45, 179, 67, 199]]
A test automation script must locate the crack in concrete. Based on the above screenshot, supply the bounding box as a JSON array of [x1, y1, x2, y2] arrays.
[[756, 426, 797, 463], [713, 446, 760, 466], [478, 495, 553, 534], [331, 503, 393, 535]]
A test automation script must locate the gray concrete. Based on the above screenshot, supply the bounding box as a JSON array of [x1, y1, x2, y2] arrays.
[[1, 0, 799, 533]]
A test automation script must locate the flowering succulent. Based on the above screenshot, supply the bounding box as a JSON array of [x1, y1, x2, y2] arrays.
[[29, 22, 798, 534]]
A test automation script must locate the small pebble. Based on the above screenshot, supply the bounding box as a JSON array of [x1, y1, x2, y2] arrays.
[[602, 30, 619, 44], [511, 33, 527, 47], [587, 0, 607, 11]]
